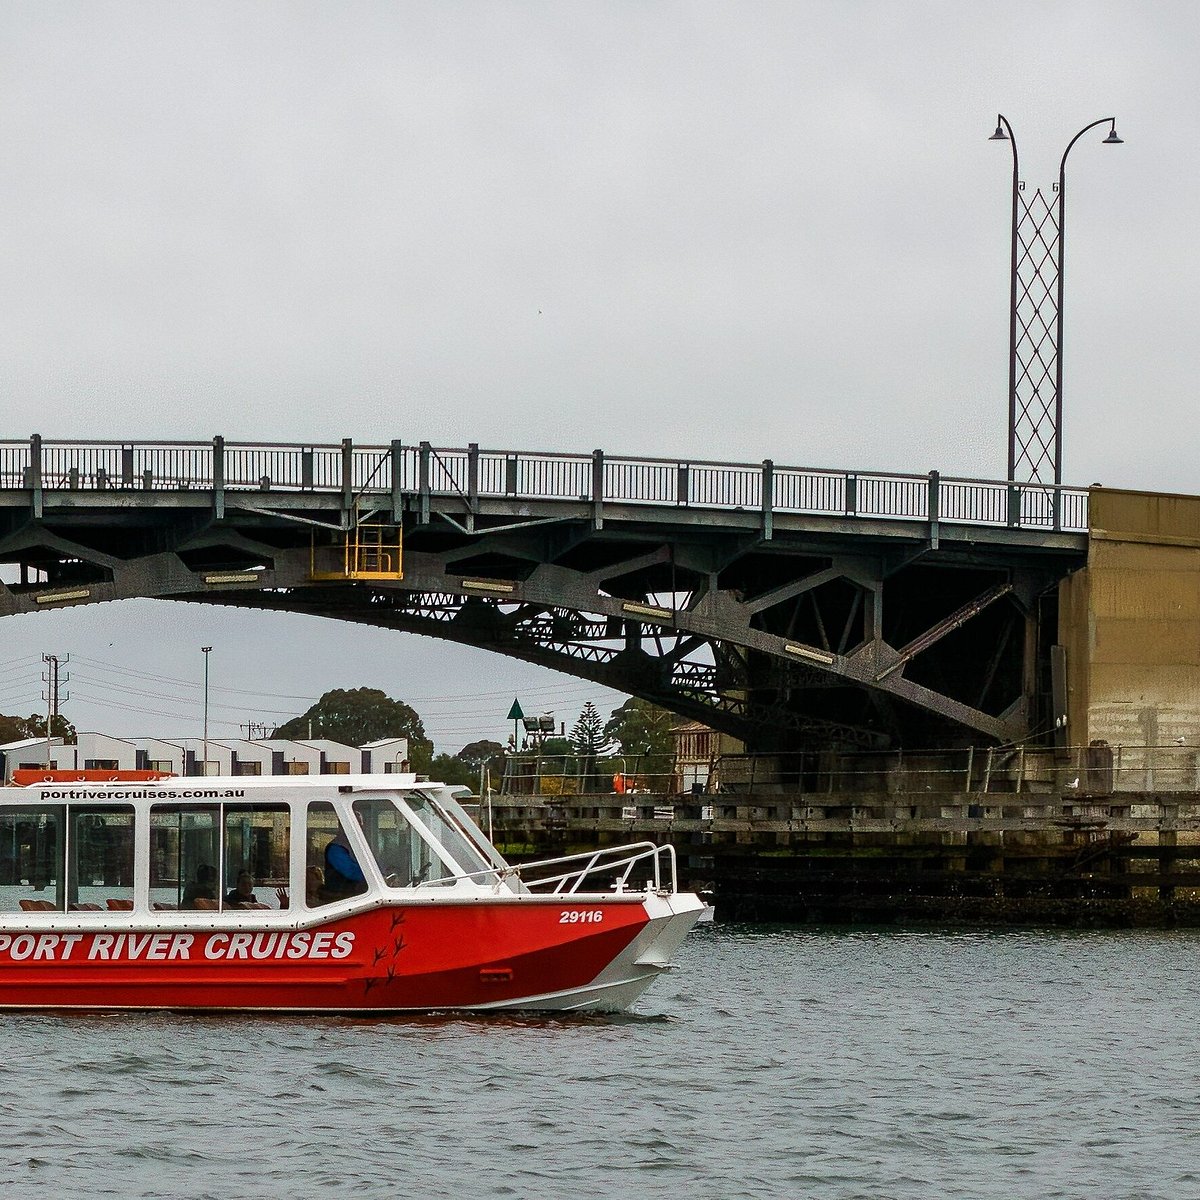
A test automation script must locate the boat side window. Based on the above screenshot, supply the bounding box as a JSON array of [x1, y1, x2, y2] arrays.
[[68, 807, 134, 912], [223, 804, 290, 910], [0, 806, 65, 912], [306, 802, 367, 906], [151, 804, 291, 912], [150, 805, 220, 911], [353, 796, 452, 888]]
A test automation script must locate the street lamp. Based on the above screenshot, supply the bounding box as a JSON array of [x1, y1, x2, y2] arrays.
[[989, 114, 1122, 502], [201, 646, 213, 776]]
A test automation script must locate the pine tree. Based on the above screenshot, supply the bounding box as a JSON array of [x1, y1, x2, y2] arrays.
[[570, 701, 609, 755], [570, 700, 613, 792]]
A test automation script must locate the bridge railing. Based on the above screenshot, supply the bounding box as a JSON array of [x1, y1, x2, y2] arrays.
[[1, 437, 1090, 532]]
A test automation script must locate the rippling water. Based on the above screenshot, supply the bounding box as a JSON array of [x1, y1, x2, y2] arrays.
[[2, 925, 1200, 1199]]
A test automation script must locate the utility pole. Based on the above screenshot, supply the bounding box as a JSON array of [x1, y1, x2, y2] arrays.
[[201, 646, 213, 775], [40, 653, 69, 767]]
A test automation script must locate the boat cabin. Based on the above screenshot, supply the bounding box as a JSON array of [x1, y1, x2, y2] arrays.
[[0, 775, 511, 921]]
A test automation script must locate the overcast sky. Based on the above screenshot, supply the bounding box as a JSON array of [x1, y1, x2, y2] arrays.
[[0, 1, 1194, 750]]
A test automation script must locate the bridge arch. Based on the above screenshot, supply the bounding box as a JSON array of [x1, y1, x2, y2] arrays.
[[0, 437, 1088, 751]]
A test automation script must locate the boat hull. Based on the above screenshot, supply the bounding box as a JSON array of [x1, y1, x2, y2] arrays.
[[0, 892, 704, 1014]]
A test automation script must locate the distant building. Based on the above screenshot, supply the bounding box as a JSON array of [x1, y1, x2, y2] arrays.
[[671, 722, 734, 794], [0, 732, 408, 781], [361, 737, 410, 773]]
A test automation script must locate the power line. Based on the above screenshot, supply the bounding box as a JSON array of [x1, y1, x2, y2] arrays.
[[68, 666, 618, 722], [69, 652, 624, 706]]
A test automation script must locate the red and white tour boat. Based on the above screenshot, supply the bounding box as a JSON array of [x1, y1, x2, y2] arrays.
[[0, 773, 703, 1013]]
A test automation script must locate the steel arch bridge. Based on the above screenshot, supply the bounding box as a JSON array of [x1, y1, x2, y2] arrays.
[[0, 436, 1088, 751]]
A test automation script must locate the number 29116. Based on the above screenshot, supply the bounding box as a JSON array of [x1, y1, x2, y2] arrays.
[[559, 910, 604, 924]]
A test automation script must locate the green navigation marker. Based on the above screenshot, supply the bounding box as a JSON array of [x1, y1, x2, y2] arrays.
[[506, 699, 525, 721]]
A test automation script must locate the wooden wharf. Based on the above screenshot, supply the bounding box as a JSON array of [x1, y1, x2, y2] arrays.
[[487, 788, 1200, 925]]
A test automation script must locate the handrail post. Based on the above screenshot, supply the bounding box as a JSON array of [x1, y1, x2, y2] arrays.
[[927, 469, 940, 549], [676, 463, 689, 505], [460, 444, 479, 534], [1052, 485, 1062, 532], [418, 440, 431, 525], [301, 447, 314, 490], [389, 439, 403, 523], [845, 472, 858, 516], [340, 437, 353, 518], [467, 442, 480, 513], [591, 448, 604, 530], [28, 434, 42, 520], [505, 453, 518, 496], [1007, 482, 1020, 527], [212, 436, 225, 520], [120, 444, 134, 489], [761, 458, 774, 540]]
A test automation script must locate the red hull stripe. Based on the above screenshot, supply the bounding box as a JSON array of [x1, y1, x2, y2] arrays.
[[0, 902, 650, 1010]]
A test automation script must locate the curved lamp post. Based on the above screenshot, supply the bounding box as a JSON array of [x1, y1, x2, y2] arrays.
[[988, 116, 1021, 482], [989, 115, 1122, 499], [1053, 119, 1123, 489]]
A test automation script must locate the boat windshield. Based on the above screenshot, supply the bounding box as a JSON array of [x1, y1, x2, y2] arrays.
[[350, 793, 497, 887], [401, 791, 499, 886], [352, 796, 456, 888]]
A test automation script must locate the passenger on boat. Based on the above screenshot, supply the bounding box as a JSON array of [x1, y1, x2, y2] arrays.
[[181, 864, 217, 909], [275, 867, 321, 910], [322, 830, 367, 901], [224, 870, 260, 908]]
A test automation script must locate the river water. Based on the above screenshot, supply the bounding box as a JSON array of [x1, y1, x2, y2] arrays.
[[0, 924, 1197, 1199]]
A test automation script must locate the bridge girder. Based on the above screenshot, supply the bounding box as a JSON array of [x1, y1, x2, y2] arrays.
[[0, 493, 1083, 750]]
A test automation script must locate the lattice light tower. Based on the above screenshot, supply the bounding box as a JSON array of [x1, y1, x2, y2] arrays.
[[989, 115, 1123, 489]]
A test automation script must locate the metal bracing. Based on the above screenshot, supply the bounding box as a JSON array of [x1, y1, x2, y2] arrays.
[[1011, 183, 1062, 485]]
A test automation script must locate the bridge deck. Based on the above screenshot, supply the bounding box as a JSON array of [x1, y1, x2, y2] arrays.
[[2, 436, 1089, 539]]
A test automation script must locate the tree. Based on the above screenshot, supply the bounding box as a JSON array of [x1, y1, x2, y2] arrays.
[[605, 698, 676, 789], [456, 740, 505, 770], [604, 697, 675, 756], [273, 688, 432, 769], [570, 700, 614, 792], [0, 713, 76, 744], [429, 753, 477, 790]]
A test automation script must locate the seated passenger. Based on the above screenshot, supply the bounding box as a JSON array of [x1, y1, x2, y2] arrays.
[[322, 830, 367, 901], [276, 866, 322, 910], [224, 870, 260, 908], [181, 864, 217, 909]]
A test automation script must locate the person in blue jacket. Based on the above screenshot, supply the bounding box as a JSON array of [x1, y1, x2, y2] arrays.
[[322, 827, 368, 900]]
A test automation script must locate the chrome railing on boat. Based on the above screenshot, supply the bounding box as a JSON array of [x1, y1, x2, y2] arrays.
[[415, 841, 679, 895], [517, 842, 678, 895]]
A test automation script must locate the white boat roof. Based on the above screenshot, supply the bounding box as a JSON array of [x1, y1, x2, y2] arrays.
[[0, 773, 430, 796]]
